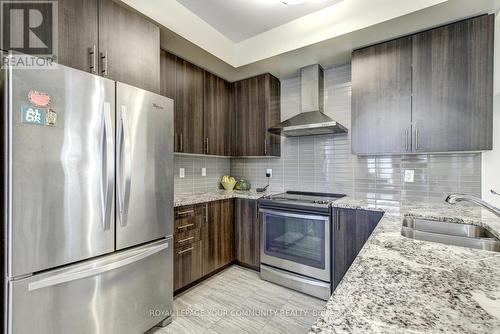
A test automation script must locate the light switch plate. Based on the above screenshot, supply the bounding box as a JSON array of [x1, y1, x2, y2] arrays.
[[266, 169, 273, 178], [404, 170, 415, 183], [201, 167, 206, 177], [179, 168, 185, 178]]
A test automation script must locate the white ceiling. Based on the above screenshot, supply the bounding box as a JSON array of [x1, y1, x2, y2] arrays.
[[176, 0, 343, 42]]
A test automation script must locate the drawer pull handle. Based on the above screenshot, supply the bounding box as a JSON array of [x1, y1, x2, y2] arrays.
[[177, 210, 194, 216], [177, 247, 194, 255], [177, 224, 194, 230], [177, 237, 194, 244]]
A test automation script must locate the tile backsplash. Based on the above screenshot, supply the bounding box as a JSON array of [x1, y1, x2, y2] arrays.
[[174, 155, 230, 194], [230, 64, 482, 205]]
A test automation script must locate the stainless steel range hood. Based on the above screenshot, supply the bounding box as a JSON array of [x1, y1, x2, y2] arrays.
[[269, 64, 347, 137]]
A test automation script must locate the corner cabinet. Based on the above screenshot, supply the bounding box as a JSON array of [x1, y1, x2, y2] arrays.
[[351, 14, 494, 155], [233, 74, 281, 157]]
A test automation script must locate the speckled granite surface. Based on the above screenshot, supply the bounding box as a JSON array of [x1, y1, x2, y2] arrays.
[[174, 190, 268, 207], [311, 199, 500, 334]]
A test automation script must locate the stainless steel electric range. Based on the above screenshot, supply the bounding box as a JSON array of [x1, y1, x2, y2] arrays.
[[258, 191, 345, 300]]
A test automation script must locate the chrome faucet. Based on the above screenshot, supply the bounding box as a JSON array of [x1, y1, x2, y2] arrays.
[[445, 191, 500, 218]]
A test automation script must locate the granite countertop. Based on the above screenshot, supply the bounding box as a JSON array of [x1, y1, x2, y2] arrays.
[[174, 189, 268, 207], [310, 198, 500, 333]]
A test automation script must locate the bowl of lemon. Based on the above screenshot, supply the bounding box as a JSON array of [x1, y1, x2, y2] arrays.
[[220, 175, 237, 190]]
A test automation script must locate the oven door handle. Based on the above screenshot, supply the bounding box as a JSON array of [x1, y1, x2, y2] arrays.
[[259, 208, 330, 222]]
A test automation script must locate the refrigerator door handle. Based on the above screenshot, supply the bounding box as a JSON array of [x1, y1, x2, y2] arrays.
[[28, 241, 169, 291], [117, 106, 132, 227], [102, 102, 114, 231]]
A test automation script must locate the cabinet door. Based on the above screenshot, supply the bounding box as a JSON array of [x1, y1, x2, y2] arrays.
[[202, 200, 235, 276], [234, 76, 267, 156], [175, 58, 204, 154], [160, 50, 176, 100], [204, 72, 232, 156], [235, 199, 260, 269], [333, 209, 383, 288], [98, 0, 160, 93], [412, 15, 494, 152], [266, 74, 281, 157], [174, 241, 203, 291], [57, 0, 98, 73], [351, 37, 412, 155]]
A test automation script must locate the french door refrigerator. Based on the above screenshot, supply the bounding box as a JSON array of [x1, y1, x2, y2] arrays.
[[1, 57, 174, 334]]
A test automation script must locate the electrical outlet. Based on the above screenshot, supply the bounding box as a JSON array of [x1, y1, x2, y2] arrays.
[[404, 170, 414, 183], [266, 169, 272, 178], [179, 168, 185, 178], [201, 167, 206, 177]]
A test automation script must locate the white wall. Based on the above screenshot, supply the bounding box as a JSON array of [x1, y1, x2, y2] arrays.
[[482, 11, 500, 207]]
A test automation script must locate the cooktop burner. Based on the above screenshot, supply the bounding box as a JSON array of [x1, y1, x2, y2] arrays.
[[259, 191, 346, 213], [266, 191, 345, 204]]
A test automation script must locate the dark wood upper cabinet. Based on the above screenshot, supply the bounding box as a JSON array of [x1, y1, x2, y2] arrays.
[[351, 37, 412, 155], [412, 14, 494, 152], [351, 15, 494, 155], [204, 72, 232, 156], [235, 199, 260, 270], [98, 0, 160, 93], [175, 58, 205, 154], [233, 74, 281, 157], [202, 200, 235, 276], [160, 50, 176, 100], [56, 0, 99, 73], [333, 209, 383, 289]]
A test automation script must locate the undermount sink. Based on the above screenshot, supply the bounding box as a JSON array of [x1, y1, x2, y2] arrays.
[[401, 217, 500, 252]]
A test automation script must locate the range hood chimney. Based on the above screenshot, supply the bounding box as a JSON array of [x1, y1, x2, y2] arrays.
[[269, 64, 348, 137]]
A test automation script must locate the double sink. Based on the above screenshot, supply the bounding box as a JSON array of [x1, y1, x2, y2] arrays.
[[402, 217, 500, 252]]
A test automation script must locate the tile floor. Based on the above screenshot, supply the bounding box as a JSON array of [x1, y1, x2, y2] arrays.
[[149, 265, 326, 334]]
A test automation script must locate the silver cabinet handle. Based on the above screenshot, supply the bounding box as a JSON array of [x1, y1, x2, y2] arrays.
[[205, 137, 209, 154], [264, 138, 267, 155], [117, 106, 132, 227], [414, 128, 419, 151], [102, 102, 114, 231], [89, 44, 96, 74], [205, 204, 208, 223], [177, 223, 194, 230], [177, 210, 194, 216], [177, 247, 194, 255], [404, 129, 409, 151], [28, 242, 169, 291], [100, 50, 108, 77], [180, 133, 183, 152], [336, 211, 340, 231], [177, 237, 194, 244]]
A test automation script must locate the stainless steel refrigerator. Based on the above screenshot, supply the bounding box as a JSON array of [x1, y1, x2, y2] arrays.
[[1, 56, 174, 333]]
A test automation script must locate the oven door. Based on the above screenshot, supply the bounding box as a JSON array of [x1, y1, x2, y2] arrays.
[[260, 209, 330, 282]]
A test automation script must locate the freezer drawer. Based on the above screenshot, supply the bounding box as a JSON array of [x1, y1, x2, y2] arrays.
[[7, 239, 173, 334]]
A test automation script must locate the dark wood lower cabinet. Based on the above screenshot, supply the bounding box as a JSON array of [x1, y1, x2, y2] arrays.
[[333, 208, 383, 288], [203, 200, 235, 276], [174, 241, 203, 291], [235, 199, 260, 270]]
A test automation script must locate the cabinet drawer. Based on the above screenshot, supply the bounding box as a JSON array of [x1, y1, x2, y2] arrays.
[[175, 206, 196, 219], [174, 241, 203, 291], [174, 228, 201, 248]]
